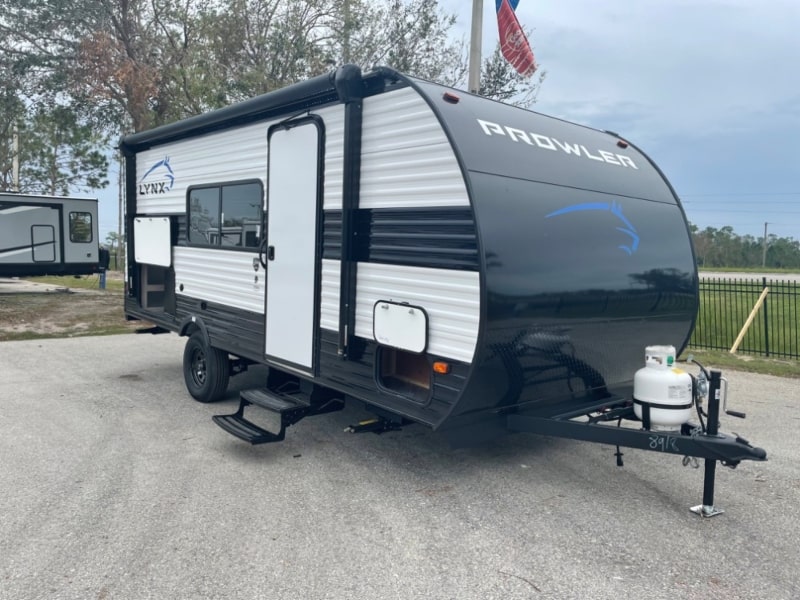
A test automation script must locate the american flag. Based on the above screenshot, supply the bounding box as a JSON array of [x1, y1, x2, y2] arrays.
[[496, 0, 537, 77]]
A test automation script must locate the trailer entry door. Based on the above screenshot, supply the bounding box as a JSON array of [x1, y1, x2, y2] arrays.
[[264, 120, 322, 372]]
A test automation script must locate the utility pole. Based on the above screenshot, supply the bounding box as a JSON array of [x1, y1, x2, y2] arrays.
[[118, 153, 124, 271], [761, 222, 769, 268], [468, 0, 483, 94], [343, 0, 350, 64], [11, 123, 19, 192]]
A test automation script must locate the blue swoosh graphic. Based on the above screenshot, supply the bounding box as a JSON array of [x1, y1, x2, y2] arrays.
[[140, 156, 175, 190], [545, 201, 640, 255]]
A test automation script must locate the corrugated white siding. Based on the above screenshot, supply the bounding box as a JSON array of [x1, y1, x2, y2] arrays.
[[321, 106, 345, 210], [360, 87, 469, 209], [320, 259, 480, 363], [173, 247, 264, 313], [320, 259, 341, 330], [136, 105, 344, 214], [136, 125, 269, 215]]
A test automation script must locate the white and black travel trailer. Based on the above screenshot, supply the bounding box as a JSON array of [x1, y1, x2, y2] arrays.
[[0, 192, 103, 277], [122, 66, 764, 513]]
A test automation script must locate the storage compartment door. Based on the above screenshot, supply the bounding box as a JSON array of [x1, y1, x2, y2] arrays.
[[265, 120, 322, 371], [133, 217, 172, 266]]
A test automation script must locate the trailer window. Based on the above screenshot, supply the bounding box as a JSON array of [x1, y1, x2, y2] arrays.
[[222, 182, 262, 248], [189, 187, 220, 244], [69, 212, 93, 243], [188, 182, 262, 248]]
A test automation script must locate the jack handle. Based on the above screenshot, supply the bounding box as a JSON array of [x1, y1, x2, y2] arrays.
[[719, 377, 746, 419]]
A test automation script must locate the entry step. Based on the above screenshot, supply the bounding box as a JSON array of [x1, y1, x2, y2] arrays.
[[212, 412, 285, 445], [212, 384, 345, 445], [241, 388, 309, 413]]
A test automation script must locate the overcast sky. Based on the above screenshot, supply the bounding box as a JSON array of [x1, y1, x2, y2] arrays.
[[442, 0, 800, 240]]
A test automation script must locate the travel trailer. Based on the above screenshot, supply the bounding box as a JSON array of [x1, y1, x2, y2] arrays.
[[121, 66, 764, 514], [0, 193, 102, 277]]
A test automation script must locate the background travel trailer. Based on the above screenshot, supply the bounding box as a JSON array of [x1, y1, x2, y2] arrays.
[[0, 193, 103, 278]]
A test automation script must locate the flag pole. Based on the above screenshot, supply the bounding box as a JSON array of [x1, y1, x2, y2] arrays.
[[468, 0, 483, 94]]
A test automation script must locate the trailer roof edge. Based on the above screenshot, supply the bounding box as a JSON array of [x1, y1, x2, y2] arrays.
[[119, 66, 403, 153]]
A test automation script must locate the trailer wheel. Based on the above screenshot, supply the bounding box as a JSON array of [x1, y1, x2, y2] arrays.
[[183, 332, 230, 403]]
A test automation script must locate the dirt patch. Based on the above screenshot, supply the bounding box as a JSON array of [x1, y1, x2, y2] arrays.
[[0, 288, 142, 341]]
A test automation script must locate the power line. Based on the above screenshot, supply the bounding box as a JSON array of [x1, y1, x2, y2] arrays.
[[682, 200, 800, 205], [685, 209, 800, 214], [680, 192, 800, 197], [687, 220, 800, 225], [683, 205, 800, 212]]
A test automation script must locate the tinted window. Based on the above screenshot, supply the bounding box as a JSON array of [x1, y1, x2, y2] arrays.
[[222, 183, 262, 248], [69, 212, 93, 243], [189, 187, 220, 244], [188, 182, 262, 248]]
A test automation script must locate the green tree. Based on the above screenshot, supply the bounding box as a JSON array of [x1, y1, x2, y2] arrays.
[[18, 104, 109, 195], [766, 236, 800, 269], [194, 0, 334, 106], [105, 230, 123, 269], [0, 65, 25, 190], [105, 230, 121, 249], [479, 33, 546, 107], [329, 0, 465, 83], [328, 1, 543, 104], [1, 0, 545, 135], [0, 0, 206, 132], [688, 222, 800, 269]]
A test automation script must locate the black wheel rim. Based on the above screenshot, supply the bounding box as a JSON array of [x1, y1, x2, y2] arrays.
[[190, 347, 207, 387]]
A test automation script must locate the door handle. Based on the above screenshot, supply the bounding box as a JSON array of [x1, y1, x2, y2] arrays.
[[268, 246, 275, 261]]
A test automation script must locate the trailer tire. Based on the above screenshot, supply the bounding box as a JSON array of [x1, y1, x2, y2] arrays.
[[183, 332, 230, 403]]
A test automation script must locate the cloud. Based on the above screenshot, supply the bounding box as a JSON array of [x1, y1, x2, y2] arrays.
[[506, 0, 800, 140]]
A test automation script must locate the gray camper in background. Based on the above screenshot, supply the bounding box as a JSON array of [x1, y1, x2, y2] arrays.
[[0, 193, 102, 277]]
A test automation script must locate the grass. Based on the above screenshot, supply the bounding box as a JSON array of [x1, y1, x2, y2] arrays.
[[0, 273, 139, 342], [691, 279, 799, 359], [679, 349, 800, 379]]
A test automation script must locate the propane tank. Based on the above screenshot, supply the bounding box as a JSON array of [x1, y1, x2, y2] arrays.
[[633, 345, 693, 429]]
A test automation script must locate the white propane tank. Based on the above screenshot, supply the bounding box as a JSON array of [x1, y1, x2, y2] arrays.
[[633, 345, 693, 429]]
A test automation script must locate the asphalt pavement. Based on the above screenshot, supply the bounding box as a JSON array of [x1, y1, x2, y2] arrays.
[[1, 333, 798, 600]]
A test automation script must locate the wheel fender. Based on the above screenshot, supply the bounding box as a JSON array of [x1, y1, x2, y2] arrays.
[[179, 315, 210, 346]]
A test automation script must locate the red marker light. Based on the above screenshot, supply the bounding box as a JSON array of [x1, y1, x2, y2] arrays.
[[443, 92, 460, 104]]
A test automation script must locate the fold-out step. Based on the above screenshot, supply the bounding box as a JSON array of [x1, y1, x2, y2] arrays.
[[212, 410, 286, 444], [240, 388, 308, 413], [212, 385, 344, 445]]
